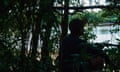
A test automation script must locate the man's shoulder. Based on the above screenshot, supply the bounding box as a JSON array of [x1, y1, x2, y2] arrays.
[[63, 35, 87, 42]]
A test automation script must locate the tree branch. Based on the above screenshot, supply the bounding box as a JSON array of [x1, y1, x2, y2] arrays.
[[53, 5, 120, 10]]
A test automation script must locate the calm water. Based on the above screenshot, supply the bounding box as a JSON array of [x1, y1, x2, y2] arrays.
[[93, 25, 120, 44]]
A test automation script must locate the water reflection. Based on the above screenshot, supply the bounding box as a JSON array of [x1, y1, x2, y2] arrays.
[[93, 24, 120, 44]]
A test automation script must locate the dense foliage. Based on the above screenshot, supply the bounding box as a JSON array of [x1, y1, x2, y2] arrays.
[[0, 0, 120, 72]]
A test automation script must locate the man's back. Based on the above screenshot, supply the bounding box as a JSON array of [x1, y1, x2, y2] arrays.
[[61, 34, 91, 72], [60, 19, 110, 72], [60, 34, 110, 72], [61, 34, 86, 59]]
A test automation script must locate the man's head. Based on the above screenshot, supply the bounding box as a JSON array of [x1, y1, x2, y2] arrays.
[[69, 19, 85, 36]]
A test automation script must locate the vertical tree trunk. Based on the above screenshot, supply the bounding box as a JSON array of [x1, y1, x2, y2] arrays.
[[40, 1, 54, 72], [31, 17, 41, 59], [17, 6, 26, 72], [61, 0, 69, 40], [41, 19, 53, 72], [59, 0, 69, 72]]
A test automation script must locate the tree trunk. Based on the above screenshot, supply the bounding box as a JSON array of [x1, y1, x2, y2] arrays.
[[17, 6, 26, 72], [41, 20, 53, 72], [59, 0, 69, 72], [31, 17, 41, 59]]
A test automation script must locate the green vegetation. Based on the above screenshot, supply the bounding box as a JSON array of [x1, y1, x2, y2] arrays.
[[0, 0, 120, 72]]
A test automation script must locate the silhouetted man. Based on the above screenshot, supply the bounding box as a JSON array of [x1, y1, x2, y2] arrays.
[[60, 19, 110, 72]]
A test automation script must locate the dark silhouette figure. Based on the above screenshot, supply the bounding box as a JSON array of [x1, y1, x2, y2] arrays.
[[60, 19, 110, 72]]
